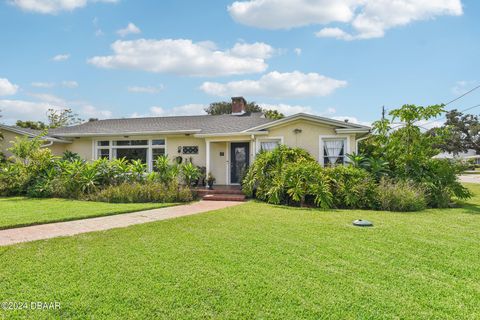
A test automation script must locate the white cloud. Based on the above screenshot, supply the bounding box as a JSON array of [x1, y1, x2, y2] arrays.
[[315, 27, 353, 41], [0, 78, 19, 96], [31, 82, 55, 88], [30, 81, 78, 88], [451, 80, 476, 96], [228, 42, 275, 59], [0, 93, 112, 123], [149, 104, 207, 116], [10, 0, 118, 14], [228, 0, 353, 29], [200, 71, 347, 98], [417, 119, 445, 130], [82, 105, 112, 118], [229, 0, 463, 40], [62, 80, 78, 88], [0, 99, 57, 123], [294, 48, 302, 56], [332, 116, 371, 127], [259, 104, 337, 116], [52, 54, 70, 61], [29, 93, 67, 106], [117, 22, 141, 37], [88, 39, 273, 76], [127, 85, 163, 94]]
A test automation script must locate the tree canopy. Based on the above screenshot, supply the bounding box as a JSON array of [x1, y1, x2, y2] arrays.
[[204, 101, 285, 119], [430, 109, 479, 154]]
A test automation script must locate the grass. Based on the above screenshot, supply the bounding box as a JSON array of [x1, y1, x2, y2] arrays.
[[0, 197, 177, 229], [0, 184, 479, 319]]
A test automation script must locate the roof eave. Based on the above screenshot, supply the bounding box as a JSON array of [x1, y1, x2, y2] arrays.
[[194, 131, 269, 138], [243, 113, 370, 132], [53, 129, 203, 138], [335, 128, 371, 134]]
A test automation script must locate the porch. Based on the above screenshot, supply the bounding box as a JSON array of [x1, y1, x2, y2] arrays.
[[195, 185, 246, 202], [205, 137, 257, 186]]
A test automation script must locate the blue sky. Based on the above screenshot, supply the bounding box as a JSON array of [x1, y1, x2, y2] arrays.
[[0, 0, 479, 125]]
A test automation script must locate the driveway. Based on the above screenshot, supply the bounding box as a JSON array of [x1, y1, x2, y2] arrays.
[[0, 201, 244, 246]]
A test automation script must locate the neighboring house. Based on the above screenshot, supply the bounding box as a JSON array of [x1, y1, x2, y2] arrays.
[[0, 97, 370, 185], [434, 149, 480, 165]]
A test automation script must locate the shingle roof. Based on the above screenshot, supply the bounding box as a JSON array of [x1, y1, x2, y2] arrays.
[[49, 112, 274, 137]]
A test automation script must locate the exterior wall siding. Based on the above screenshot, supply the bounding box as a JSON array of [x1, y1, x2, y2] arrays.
[[267, 119, 356, 162], [166, 136, 206, 167], [0, 130, 68, 157]]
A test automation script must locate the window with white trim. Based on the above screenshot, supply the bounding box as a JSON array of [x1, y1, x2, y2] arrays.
[[322, 138, 346, 166], [259, 139, 281, 152], [95, 139, 166, 171]]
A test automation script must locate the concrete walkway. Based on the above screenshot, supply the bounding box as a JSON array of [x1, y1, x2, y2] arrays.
[[0, 201, 243, 246]]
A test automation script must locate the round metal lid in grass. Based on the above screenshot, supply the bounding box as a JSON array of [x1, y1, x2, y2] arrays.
[[353, 219, 373, 227]]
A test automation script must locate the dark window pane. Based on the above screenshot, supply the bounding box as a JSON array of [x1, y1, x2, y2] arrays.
[[97, 141, 109, 146], [182, 146, 199, 154], [114, 140, 148, 146], [152, 139, 165, 146], [152, 148, 165, 159], [152, 148, 166, 171], [98, 149, 110, 159], [114, 148, 147, 163]]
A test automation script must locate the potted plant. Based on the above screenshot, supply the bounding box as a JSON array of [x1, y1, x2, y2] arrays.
[[206, 173, 216, 190]]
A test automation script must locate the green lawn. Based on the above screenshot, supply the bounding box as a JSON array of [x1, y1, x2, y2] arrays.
[[1, 185, 479, 319], [0, 197, 177, 229]]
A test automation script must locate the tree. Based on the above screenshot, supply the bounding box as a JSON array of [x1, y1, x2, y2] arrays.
[[362, 104, 445, 177], [263, 109, 285, 120], [204, 101, 263, 115], [16, 120, 48, 130], [204, 101, 285, 119], [430, 109, 480, 154], [47, 108, 84, 128]]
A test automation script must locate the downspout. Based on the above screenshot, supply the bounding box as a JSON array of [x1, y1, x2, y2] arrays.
[[355, 135, 370, 153], [41, 141, 54, 148]]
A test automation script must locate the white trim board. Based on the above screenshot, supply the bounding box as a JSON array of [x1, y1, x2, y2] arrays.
[[319, 135, 351, 166]]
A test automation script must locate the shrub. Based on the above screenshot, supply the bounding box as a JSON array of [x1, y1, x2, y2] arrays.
[[419, 159, 471, 208], [376, 179, 427, 212], [243, 146, 332, 207], [243, 145, 314, 202], [284, 160, 332, 208], [180, 162, 201, 187], [154, 155, 179, 184], [324, 165, 377, 209], [89, 182, 193, 203]]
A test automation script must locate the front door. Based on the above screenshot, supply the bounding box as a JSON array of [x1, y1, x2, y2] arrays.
[[230, 142, 250, 184]]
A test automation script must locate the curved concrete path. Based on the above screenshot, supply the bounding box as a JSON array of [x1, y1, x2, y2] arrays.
[[0, 201, 244, 247]]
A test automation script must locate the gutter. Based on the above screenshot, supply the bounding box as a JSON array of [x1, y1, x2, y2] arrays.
[[54, 129, 202, 138], [355, 135, 370, 153], [194, 131, 269, 138]]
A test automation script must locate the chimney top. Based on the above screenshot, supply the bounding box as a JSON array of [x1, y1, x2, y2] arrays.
[[231, 96, 247, 115]]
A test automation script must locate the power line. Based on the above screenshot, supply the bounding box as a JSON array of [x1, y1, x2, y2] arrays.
[[444, 84, 480, 107], [410, 83, 480, 126], [421, 103, 480, 128]]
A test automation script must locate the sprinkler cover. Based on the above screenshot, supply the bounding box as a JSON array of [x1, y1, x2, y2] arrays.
[[353, 219, 373, 227]]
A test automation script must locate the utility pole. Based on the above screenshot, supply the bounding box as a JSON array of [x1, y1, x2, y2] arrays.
[[381, 105, 386, 120]]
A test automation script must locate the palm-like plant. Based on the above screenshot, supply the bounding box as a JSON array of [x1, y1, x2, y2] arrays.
[[346, 153, 367, 168], [181, 162, 200, 187], [363, 157, 390, 181], [128, 159, 147, 182]]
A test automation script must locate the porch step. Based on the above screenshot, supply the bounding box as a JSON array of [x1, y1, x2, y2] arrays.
[[202, 194, 246, 202], [196, 188, 244, 196]]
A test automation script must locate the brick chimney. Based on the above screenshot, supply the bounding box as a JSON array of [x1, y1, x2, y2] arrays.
[[231, 97, 247, 114]]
